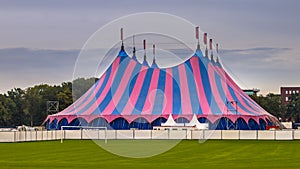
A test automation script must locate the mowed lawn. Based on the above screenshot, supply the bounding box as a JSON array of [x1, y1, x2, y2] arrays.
[[0, 140, 300, 169]]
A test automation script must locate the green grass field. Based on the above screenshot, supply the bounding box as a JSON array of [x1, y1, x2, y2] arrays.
[[0, 140, 300, 169]]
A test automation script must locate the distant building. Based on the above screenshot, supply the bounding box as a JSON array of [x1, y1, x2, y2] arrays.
[[280, 87, 300, 104], [243, 88, 260, 96]]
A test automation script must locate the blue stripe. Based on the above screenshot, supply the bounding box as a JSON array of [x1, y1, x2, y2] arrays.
[[198, 58, 212, 106], [172, 67, 182, 115], [227, 85, 255, 115], [111, 63, 143, 115], [91, 58, 131, 114], [152, 70, 166, 115], [225, 71, 260, 111], [64, 80, 99, 114], [214, 72, 235, 114], [185, 60, 193, 72], [110, 58, 131, 97], [198, 58, 221, 114], [241, 95, 259, 113], [195, 49, 204, 57], [119, 55, 127, 62], [75, 60, 114, 115], [118, 49, 128, 57], [95, 60, 118, 98], [185, 61, 203, 114], [240, 92, 261, 112], [96, 90, 112, 113], [129, 67, 141, 95], [131, 68, 154, 114]]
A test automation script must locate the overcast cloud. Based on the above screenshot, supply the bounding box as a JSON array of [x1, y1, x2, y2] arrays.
[[0, 0, 299, 94]]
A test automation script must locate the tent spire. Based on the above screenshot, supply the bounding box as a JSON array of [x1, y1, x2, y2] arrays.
[[216, 43, 219, 63], [120, 28, 124, 50], [143, 39, 146, 62], [152, 44, 157, 67], [204, 33, 208, 57], [195, 26, 200, 50], [142, 39, 149, 66], [209, 39, 214, 61], [132, 35, 137, 60]]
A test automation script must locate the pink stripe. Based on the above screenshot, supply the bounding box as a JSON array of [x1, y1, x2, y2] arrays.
[[222, 69, 262, 113], [141, 68, 160, 115], [61, 73, 107, 115], [228, 85, 260, 115], [238, 87, 267, 114], [217, 67, 252, 111], [210, 63, 257, 117], [178, 64, 193, 115], [80, 57, 121, 115], [213, 65, 255, 116], [190, 57, 211, 114], [60, 86, 94, 114], [162, 68, 173, 115], [101, 60, 137, 115], [121, 66, 148, 115], [223, 71, 260, 111], [230, 89, 262, 115], [61, 64, 111, 115], [207, 63, 228, 114], [228, 71, 268, 115], [215, 67, 240, 115], [224, 73, 255, 107]]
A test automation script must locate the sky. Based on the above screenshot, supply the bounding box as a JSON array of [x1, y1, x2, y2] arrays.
[[0, 0, 300, 95]]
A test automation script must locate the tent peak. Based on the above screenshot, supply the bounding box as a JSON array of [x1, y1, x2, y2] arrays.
[[194, 49, 204, 57], [118, 48, 128, 57]]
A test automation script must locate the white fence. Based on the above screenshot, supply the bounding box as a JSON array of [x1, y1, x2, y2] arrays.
[[0, 130, 60, 142], [1, 130, 300, 142]]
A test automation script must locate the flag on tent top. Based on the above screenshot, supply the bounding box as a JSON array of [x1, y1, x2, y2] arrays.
[[195, 26, 199, 40], [204, 33, 207, 45]]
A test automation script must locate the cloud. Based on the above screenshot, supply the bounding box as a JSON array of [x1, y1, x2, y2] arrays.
[[220, 47, 294, 68], [0, 48, 79, 93], [222, 47, 290, 53], [0, 45, 299, 95], [219, 47, 300, 94]]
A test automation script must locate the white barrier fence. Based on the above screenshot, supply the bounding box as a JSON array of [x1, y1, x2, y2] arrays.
[[0, 130, 60, 142], [1, 130, 300, 142]]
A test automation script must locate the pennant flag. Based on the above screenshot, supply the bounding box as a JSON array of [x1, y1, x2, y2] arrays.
[[204, 33, 207, 45], [120, 28, 123, 41], [195, 26, 199, 40]]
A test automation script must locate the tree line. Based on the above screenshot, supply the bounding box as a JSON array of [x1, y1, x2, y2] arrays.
[[0, 78, 97, 127], [0, 78, 300, 127], [250, 93, 300, 123]]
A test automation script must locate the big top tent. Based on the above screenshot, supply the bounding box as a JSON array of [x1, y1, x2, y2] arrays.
[[44, 28, 280, 130]]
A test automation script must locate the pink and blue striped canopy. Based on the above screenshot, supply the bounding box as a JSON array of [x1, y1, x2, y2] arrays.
[[45, 48, 277, 127]]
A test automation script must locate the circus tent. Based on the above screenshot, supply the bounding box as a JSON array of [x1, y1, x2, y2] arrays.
[[44, 29, 279, 130]]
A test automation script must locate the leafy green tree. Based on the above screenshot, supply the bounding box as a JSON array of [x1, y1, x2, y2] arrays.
[[0, 94, 14, 127], [72, 77, 98, 100], [286, 94, 300, 122], [23, 85, 52, 126], [6, 88, 26, 126], [0, 77, 98, 127], [250, 93, 284, 119], [57, 82, 73, 110]]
